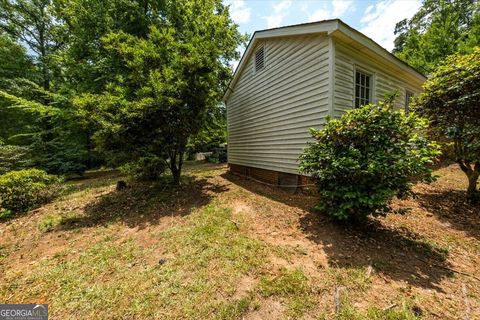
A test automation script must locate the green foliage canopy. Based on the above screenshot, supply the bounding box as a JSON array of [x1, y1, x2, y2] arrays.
[[187, 104, 227, 155], [0, 1, 103, 175], [300, 102, 440, 222], [0, 0, 66, 90], [0, 87, 90, 175], [393, 0, 480, 74], [415, 48, 480, 199], [0, 34, 34, 81], [74, 0, 245, 183]]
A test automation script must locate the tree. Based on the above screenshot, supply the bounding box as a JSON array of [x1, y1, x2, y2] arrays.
[[393, 0, 480, 74], [75, 0, 245, 184], [0, 3, 93, 175], [187, 104, 227, 156], [0, 0, 65, 91], [0, 89, 90, 174], [0, 142, 31, 174], [0, 34, 40, 173], [0, 33, 38, 143], [54, 0, 159, 94], [0, 33, 34, 81], [415, 49, 480, 201], [299, 100, 440, 222]]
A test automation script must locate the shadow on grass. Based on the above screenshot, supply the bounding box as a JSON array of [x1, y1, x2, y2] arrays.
[[57, 175, 229, 231], [222, 172, 453, 291], [416, 189, 480, 240], [300, 213, 452, 291]]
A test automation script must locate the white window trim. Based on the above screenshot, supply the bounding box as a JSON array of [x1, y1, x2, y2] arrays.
[[353, 64, 375, 108], [253, 44, 266, 74]]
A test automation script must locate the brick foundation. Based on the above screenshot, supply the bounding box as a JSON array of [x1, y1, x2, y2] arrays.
[[228, 163, 315, 190], [298, 174, 315, 186], [229, 163, 277, 184]]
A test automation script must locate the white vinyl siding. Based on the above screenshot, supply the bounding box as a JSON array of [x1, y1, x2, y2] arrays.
[[333, 42, 422, 117], [226, 32, 425, 175], [227, 34, 330, 174]]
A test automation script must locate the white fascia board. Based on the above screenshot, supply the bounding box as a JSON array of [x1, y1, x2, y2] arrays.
[[255, 20, 338, 39]]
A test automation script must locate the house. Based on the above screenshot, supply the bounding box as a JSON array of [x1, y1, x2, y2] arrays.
[[223, 19, 426, 188]]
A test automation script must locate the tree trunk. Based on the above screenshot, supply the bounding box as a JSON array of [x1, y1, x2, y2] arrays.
[[86, 131, 93, 170], [458, 160, 479, 201], [38, 4, 50, 92], [171, 165, 180, 185], [466, 170, 479, 201], [169, 147, 184, 185], [42, 62, 50, 91]]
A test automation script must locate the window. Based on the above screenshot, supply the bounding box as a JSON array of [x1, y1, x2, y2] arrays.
[[355, 70, 371, 108], [254, 46, 265, 72], [405, 90, 414, 113]]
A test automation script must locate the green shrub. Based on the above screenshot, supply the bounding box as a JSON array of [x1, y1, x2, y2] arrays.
[[120, 157, 166, 181], [0, 169, 63, 214], [299, 102, 440, 222]]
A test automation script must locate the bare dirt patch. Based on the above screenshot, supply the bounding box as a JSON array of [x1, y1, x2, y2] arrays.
[[244, 298, 285, 320]]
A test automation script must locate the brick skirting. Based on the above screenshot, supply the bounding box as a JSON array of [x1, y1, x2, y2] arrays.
[[228, 163, 315, 190]]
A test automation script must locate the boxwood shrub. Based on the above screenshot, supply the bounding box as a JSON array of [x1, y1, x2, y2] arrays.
[[299, 101, 440, 222], [0, 169, 63, 214]]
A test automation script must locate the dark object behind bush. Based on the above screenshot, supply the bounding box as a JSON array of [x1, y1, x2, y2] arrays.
[[0, 169, 63, 214], [299, 102, 440, 222]]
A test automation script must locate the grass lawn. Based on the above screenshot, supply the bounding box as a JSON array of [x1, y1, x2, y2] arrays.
[[0, 162, 479, 319]]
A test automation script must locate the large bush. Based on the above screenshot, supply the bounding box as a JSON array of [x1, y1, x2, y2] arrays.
[[299, 102, 440, 222], [0, 169, 63, 214]]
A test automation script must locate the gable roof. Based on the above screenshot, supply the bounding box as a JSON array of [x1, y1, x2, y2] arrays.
[[223, 19, 426, 102]]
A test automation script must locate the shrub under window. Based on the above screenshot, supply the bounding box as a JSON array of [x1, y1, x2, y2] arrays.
[[299, 101, 440, 222]]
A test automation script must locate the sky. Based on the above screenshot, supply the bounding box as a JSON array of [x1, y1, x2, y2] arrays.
[[224, 0, 422, 68]]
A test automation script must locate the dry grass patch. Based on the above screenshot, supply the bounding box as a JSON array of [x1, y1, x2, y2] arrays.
[[1, 203, 270, 319]]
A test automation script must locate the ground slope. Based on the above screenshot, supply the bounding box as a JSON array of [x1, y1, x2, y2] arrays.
[[0, 163, 478, 319]]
